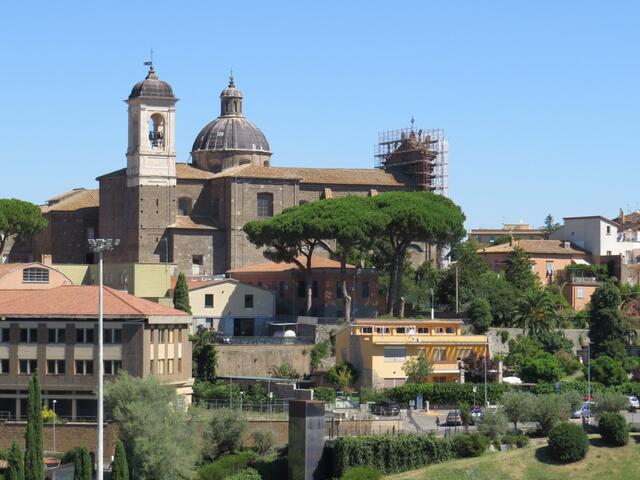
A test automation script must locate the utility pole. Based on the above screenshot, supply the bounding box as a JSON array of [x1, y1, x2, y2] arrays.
[[455, 264, 459, 314], [88, 238, 119, 480]]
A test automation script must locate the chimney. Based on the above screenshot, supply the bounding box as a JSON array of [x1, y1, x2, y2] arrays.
[[561, 241, 570, 249], [619, 208, 625, 225], [40, 254, 52, 266], [509, 234, 514, 247]]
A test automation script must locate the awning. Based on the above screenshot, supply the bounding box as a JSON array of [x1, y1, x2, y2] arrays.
[[572, 259, 590, 265]]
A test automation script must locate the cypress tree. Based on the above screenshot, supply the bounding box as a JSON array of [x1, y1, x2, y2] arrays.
[[111, 440, 129, 480], [173, 272, 192, 314], [7, 441, 25, 480], [24, 374, 44, 480], [73, 447, 92, 480]]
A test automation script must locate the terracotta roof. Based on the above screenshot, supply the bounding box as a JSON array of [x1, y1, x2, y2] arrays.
[[478, 239, 587, 256], [0, 285, 189, 318], [228, 256, 354, 273], [169, 276, 274, 293], [615, 211, 640, 231], [96, 168, 126, 180], [167, 216, 217, 230], [176, 163, 216, 180], [213, 164, 410, 186], [41, 189, 99, 213]]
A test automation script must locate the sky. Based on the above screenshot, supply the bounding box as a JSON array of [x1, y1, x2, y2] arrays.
[[1, 1, 639, 230]]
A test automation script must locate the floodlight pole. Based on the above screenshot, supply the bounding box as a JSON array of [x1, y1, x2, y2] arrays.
[[88, 238, 119, 480]]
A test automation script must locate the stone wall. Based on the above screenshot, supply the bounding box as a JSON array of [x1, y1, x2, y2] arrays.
[[170, 230, 214, 277], [487, 327, 589, 356], [216, 344, 312, 377], [0, 422, 119, 463]]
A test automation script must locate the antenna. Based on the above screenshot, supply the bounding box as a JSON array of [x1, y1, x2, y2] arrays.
[[144, 48, 154, 67]]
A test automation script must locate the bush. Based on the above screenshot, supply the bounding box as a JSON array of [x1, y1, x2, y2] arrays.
[[270, 363, 301, 379], [61, 447, 84, 465], [227, 468, 262, 480], [250, 430, 273, 455], [197, 452, 257, 480], [42, 406, 57, 423], [360, 387, 385, 404], [500, 330, 509, 344], [501, 434, 529, 448], [340, 466, 383, 480], [592, 392, 628, 419], [452, 433, 489, 458], [561, 390, 584, 414], [599, 412, 629, 446], [202, 408, 247, 462], [384, 383, 512, 407], [313, 387, 337, 403], [501, 391, 536, 432], [310, 341, 330, 370], [548, 422, 589, 463], [532, 394, 570, 436], [519, 353, 564, 383], [327, 361, 359, 392], [590, 356, 627, 387], [556, 352, 582, 376], [476, 410, 508, 440], [332, 434, 454, 476]]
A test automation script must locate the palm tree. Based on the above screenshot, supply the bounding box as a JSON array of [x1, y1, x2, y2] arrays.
[[515, 288, 555, 338]]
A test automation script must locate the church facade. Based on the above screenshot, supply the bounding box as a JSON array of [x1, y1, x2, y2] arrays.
[[35, 67, 432, 277]]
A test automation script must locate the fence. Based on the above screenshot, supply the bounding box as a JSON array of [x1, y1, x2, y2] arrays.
[[215, 336, 315, 345], [199, 399, 289, 419], [325, 417, 403, 439]]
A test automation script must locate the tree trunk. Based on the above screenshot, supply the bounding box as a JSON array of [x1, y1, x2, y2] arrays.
[[387, 252, 400, 315], [340, 252, 352, 323], [399, 296, 405, 318], [305, 269, 313, 315], [392, 250, 406, 317]]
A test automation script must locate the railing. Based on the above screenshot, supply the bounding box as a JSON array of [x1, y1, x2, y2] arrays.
[[215, 336, 315, 345], [198, 400, 289, 419]]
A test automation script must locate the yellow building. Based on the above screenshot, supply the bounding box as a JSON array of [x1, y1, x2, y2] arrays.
[[334, 319, 489, 388]]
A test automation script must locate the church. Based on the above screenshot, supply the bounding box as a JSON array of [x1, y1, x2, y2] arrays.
[[31, 66, 439, 276]]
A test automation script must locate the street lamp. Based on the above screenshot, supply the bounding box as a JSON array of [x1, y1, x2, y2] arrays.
[[88, 238, 119, 480], [52, 399, 57, 454], [430, 288, 435, 320], [240, 391, 244, 413]]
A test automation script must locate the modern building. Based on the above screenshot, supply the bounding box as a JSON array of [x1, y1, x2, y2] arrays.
[[477, 239, 589, 284], [228, 256, 379, 318], [25, 66, 444, 279], [0, 263, 192, 420], [468, 224, 545, 245], [334, 319, 488, 388]]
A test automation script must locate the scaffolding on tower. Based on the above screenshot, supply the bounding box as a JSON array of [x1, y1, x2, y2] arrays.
[[374, 126, 448, 197]]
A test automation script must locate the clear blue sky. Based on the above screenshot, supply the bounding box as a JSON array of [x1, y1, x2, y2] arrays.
[[1, 1, 639, 229]]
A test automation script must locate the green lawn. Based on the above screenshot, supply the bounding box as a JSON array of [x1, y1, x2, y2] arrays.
[[384, 435, 640, 480]]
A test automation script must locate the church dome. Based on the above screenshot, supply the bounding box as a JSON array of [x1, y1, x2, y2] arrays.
[[129, 66, 175, 99]]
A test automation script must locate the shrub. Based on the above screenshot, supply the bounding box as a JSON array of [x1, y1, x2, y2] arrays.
[[599, 412, 629, 446], [501, 434, 529, 448], [327, 361, 359, 393], [313, 387, 337, 403], [519, 353, 564, 383], [42, 406, 57, 423], [592, 392, 628, 419], [202, 408, 246, 462], [340, 466, 383, 480], [310, 341, 330, 370], [360, 387, 385, 404], [61, 447, 84, 465], [532, 394, 570, 436], [250, 430, 273, 455], [452, 433, 489, 458], [476, 410, 508, 440], [500, 330, 509, 344], [469, 298, 492, 334], [197, 452, 257, 480], [561, 390, 584, 414], [269, 363, 301, 379], [548, 422, 589, 463], [332, 434, 454, 476], [501, 391, 535, 432], [227, 468, 262, 480], [590, 356, 627, 387], [556, 352, 582, 376]]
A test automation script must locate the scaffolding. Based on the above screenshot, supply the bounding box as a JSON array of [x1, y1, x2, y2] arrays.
[[374, 126, 448, 196]]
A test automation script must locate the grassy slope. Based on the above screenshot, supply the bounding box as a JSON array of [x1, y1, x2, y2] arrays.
[[384, 436, 640, 480]]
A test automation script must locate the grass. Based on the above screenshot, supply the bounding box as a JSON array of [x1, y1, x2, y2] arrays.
[[384, 435, 640, 480]]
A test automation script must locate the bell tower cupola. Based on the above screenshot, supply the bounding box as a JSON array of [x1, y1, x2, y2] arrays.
[[126, 65, 178, 187]]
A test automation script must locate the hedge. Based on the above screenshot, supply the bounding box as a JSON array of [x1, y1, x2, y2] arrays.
[[534, 381, 640, 397], [383, 383, 512, 406], [452, 433, 489, 458], [331, 434, 454, 477], [548, 422, 589, 463]]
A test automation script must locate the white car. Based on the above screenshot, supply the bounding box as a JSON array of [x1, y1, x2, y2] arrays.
[[572, 401, 594, 419], [628, 396, 639, 411]]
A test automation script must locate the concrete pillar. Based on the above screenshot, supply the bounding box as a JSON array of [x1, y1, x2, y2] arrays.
[[288, 400, 326, 480], [71, 398, 77, 421], [15, 397, 21, 420], [498, 360, 503, 383]]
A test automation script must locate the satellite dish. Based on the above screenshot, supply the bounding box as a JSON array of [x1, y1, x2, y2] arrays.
[[283, 330, 297, 338]]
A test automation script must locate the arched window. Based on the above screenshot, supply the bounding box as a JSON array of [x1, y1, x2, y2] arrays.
[[148, 113, 165, 148], [178, 197, 192, 216], [257, 193, 273, 217]]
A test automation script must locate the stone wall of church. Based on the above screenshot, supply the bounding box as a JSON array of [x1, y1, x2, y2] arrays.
[[99, 176, 139, 263], [176, 180, 211, 218], [137, 184, 176, 264], [170, 230, 214, 277]]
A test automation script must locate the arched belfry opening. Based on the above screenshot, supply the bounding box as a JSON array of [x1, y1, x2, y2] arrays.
[[148, 113, 165, 148]]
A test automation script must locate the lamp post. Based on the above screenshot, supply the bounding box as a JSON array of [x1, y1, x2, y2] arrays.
[[587, 342, 592, 424], [240, 391, 244, 414], [484, 344, 488, 407], [430, 288, 435, 320], [52, 399, 57, 454], [88, 238, 119, 480]]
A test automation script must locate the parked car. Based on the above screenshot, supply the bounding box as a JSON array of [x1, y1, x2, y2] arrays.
[[628, 396, 639, 412], [470, 406, 483, 424], [446, 409, 462, 426], [572, 401, 594, 419], [370, 401, 400, 416]]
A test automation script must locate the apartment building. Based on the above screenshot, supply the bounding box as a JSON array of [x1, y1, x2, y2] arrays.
[[0, 263, 192, 420], [334, 319, 488, 389]]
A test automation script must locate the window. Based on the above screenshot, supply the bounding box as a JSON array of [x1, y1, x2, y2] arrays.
[[178, 358, 182, 373], [457, 349, 472, 360], [546, 261, 554, 279], [178, 197, 192, 215], [168, 359, 174, 374], [23, 267, 49, 283], [150, 360, 154, 373], [434, 348, 446, 362], [577, 287, 585, 299], [158, 359, 165, 375], [168, 329, 174, 343], [48, 328, 66, 344], [606, 250, 612, 256], [178, 329, 183, 343], [47, 360, 65, 375], [417, 327, 429, 334], [362, 281, 370, 298], [205, 294, 214, 308], [159, 329, 165, 343], [384, 347, 406, 363], [606, 225, 611, 235], [435, 327, 445, 334], [375, 326, 390, 334], [0, 359, 8, 374], [75, 360, 94, 375], [148, 113, 165, 148], [104, 360, 122, 375], [256, 193, 273, 217], [20, 328, 38, 343], [192, 255, 203, 266], [244, 294, 254, 308], [445, 327, 455, 334], [76, 328, 94, 344], [0, 328, 9, 343], [360, 326, 373, 334], [19, 359, 37, 374], [336, 282, 343, 299], [396, 327, 406, 334], [104, 328, 122, 344]]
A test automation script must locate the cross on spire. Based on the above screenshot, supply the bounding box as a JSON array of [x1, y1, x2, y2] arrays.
[[144, 48, 154, 69], [229, 68, 235, 87]]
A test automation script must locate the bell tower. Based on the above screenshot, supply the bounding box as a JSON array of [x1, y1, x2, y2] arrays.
[[126, 66, 177, 187]]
